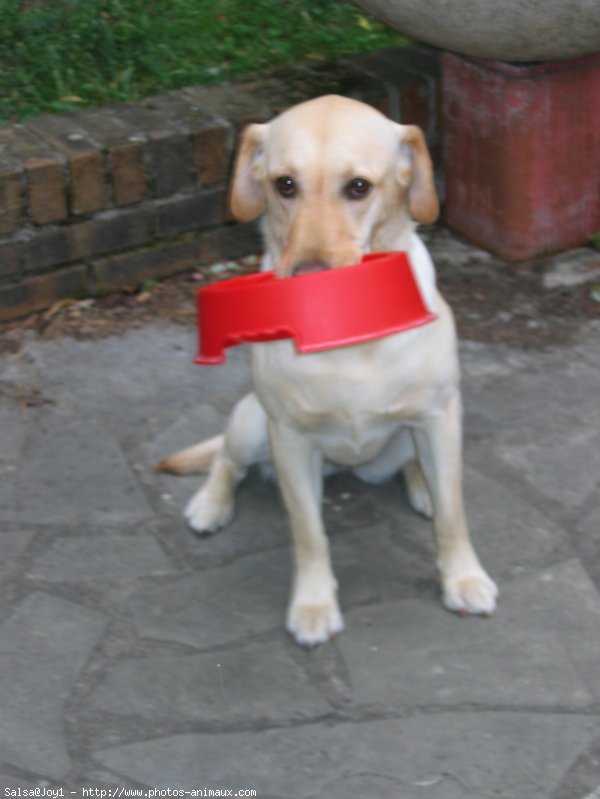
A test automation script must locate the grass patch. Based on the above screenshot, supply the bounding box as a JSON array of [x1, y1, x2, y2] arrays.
[[0, 0, 407, 125]]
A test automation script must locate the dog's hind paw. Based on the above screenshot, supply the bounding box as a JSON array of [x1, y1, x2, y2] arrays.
[[184, 487, 233, 535], [287, 598, 344, 647]]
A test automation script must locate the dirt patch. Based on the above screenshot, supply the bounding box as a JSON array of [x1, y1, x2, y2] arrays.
[[438, 257, 600, 349], [0, 256, 260, 356]]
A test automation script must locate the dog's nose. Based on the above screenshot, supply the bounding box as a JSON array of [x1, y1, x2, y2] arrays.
[[292, 260, 331, 277]]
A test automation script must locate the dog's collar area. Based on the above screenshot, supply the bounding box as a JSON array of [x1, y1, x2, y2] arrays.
[[195, 251, 437, 365]]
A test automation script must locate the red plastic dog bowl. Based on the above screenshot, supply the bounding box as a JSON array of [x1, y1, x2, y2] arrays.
[[195, 252, 436, 365]]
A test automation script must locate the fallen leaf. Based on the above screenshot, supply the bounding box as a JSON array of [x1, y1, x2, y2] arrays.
[[357, 13, 374, 31], [43, 298, 78, 320]]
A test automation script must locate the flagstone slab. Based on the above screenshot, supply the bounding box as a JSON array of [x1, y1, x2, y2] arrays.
[[577, 506, 600, 589], [335, 464, 570, 584], [25, 328, 250, 432], [142, 402, 226, 475], [461, 466, 572, 578], [27, 534, 173, 582], [463, 356, 600, 437], [94, 712, 598, 797], [0, 412, 153, 526], [88, 637, 329, 724], [0, 592, 108, 780], [337, 559, 600, 708], [0, 775, 38, 790], [180, 473, 290, 559], [0, 405, 27, 462], [496, 429, 600, 510], [0, 530, 35, 565], [331, 523, 436, 607], [129, 549, 290, 649]]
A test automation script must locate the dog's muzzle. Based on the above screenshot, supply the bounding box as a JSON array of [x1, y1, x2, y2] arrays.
[[292, 260, 331, 277]]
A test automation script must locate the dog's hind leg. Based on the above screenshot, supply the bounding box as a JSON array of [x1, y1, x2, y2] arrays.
[[403, 459, 433, 519], [184, 392, 269, 534], [353, 428, 433, 518]]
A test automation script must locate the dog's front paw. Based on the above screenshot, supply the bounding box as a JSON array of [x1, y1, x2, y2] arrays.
[[287, 595, 344, 647], [442, 568, 498, 616], [184, 486, 233, 535]]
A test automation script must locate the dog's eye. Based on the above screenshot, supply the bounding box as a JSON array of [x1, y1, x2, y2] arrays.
[[275, 176, 297, 198], [344, 177, 371, 200]]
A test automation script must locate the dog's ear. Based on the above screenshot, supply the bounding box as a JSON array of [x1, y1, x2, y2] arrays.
[[393, 124, 439, 225], [229, 123, 269, 222]]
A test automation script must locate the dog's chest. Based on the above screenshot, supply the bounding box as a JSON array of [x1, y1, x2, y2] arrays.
[[251, 336, 442, 464]]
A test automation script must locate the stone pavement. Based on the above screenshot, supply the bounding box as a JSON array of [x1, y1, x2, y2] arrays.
[[1, 234, 599, 798]]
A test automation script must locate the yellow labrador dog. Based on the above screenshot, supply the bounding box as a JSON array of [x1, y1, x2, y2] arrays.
[[160, 95, 498, 646]]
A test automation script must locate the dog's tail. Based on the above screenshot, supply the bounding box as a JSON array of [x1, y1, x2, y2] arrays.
[[156, 435, 224, 474]]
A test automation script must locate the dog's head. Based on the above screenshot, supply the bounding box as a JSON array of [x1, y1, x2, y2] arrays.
[[230, 95, 438, 279]]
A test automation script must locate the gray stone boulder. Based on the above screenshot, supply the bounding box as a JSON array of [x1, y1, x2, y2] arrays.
[[353, 0, 600, 61]]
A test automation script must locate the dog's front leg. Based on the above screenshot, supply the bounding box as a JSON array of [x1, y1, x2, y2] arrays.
[[413, 393, 498, 616], [268, 421, 343, 646]]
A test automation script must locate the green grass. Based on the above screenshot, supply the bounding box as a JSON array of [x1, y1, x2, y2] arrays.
[[0, 0, 407, 125]]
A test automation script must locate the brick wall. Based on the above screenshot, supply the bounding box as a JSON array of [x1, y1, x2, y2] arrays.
[[0, 45, 440, 322]]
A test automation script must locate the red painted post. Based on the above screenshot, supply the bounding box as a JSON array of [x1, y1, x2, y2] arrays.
[[442, 52, 600, 259]]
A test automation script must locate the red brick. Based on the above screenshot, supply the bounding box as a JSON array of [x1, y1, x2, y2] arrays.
[[356, 46, 440, 82], [23, 207, 154, 273], [193, 126, 230, 186], [0, 265, 88, 322], [366, 90, 395, 119], [73, 107, 148, 206], [333, 49, 438, 124], [0, 240, 20, 279], [87, 208, 155, 257], [142, 90, 231, 187], [399, 84, 430, 132], [104, 100, 181, 143], [183, 85, 270, 135], [69, 149, 106, 215], [23, 226, 77, 272], [92, 234, 214, 294], [0, 168, 22, 234], [148, 130, 193, 197], [0, 122, 62, 165], [144, 88, 227, 133], [27, 157, 68, 224], [217, 221, 262, 261], [155, 189, 225, 238], [234, 74, 322, 117], [109, 143, 147, 206], [73, 105, 133, 142], [0, 123, 68, 224], [110, 101, 193, 198], [24, 114, 107, 215]]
